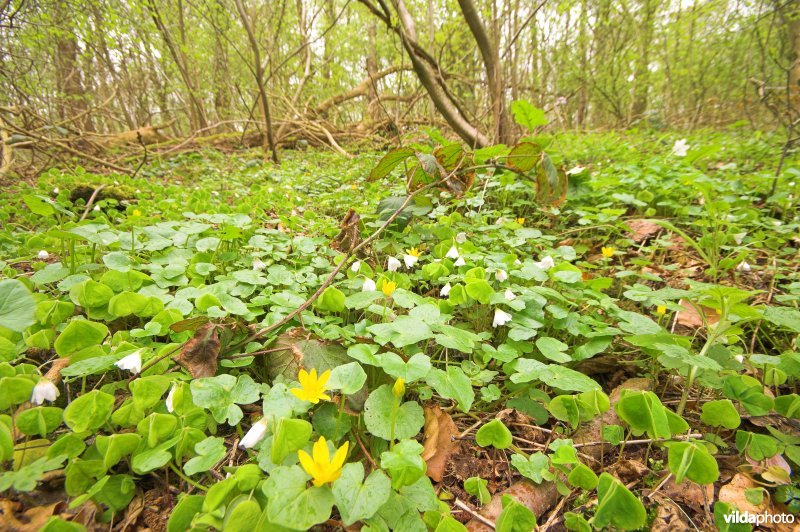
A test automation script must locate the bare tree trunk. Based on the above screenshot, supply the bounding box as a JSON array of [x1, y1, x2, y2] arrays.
[[631, 0, 656, 121], [457, 0, 510, 143], [54, 3, 93, 132], [233, 0, 279, 164]]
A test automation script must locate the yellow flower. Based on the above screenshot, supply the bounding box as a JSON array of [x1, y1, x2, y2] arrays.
[[382, 280, 397, 297], [406, 247, 422, 258], [601, 246, 615, 258], [132, 209, 142, 217], [393, 377, 405, 398], [298, 436, 349, 487], [516, 217, 525, 225], [656, 305, 667, 315], [350, 184, 357, 190], [290, 368, 331, 404]]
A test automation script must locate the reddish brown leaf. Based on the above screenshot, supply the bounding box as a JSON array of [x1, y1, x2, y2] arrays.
[[626, 219, 663, 243], [465, 481, 558, 531], [176, 323, 220, 378], [676, 299, 720, 328], [422, 405, 459, 482]]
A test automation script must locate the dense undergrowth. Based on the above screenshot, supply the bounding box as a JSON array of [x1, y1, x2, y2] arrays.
[[0, 123, 799, 531]]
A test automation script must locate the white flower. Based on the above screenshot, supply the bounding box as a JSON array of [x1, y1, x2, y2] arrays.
[[165, 384, 176, 413], [495, 269, 508, 282], [31, 379, 59, 405], [252, 258, 266, 271], [504, 289, 516, 301], [93, 205, 101, 212], [440, 283, 451, 297], [114, 181, 120, 186], [672, 139, 690, 157], [52, 187, 59, 194], [733, 232, 747, 245], [734, 354, 744, 364], [455, 232, 467, 244], [555, 96, 567, 106], [115, 351, 142, 374], [37, 250, 50, 260], [535, 256, 555, 271], [446, 246, 460, 259], [736, 261, 752, 272], [362, 278, 376, 292], [493, 309, 513, 328], [387, 256, 401, 272], [566, 166, 585, 175], [239, 417, 269, 449], [514, 259, 522, 266], [351, 261, 361, 273], [135, 189, 142, 194], [454, 257, 466, 267], [403, 254, 419, 269]]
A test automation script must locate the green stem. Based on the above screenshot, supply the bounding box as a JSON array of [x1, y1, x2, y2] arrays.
[[170, 463, 207, 491]]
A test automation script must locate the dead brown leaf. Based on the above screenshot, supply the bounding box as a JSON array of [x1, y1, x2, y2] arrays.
[[719, 473, 768, 514], [176, 323, 220, 378], [465, 481, 558, 532], [650, 495, 691, 532], [610, 459, 650, 483], [331, 209, 361, 253], [675, 299, 720, 328], [422, 405, 460, 482], [626, 219, 662, 243], [659, 478, 714, 512]]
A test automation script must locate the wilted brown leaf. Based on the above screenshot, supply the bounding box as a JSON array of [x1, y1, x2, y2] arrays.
[[331, 209, 361, 253], [675, 299, 720, 328], [176, 323, 220, 378], [658, 478, 714, 512], [626, 219, 663, 244], [422, 405, 459, 482], [465, 481, 558, 532], [719, 473, 767, 514], [650, 496, 691, 532]]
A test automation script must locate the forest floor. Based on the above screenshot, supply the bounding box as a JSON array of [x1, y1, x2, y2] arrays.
[[0, 128, 799, 531]]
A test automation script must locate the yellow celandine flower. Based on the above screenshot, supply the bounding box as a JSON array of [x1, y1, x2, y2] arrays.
[[132, 209, 142, 217], [393, 377, 405, 398], [406, 247, 422, 258], [298, 437, 349, 487], [601, 246, 615, 258], [516, 217, 525, 225], [382, 280, 397, 297], [656, 305, 667, 315], [290, 368, 331, 404]]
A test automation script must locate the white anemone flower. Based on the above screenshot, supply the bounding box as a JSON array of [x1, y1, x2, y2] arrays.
[[362, 278, 377, 292], [672, 139, 690, 157], [53, 187, 60, 194], [252, 258, 267, 271], [239, 417, 269, 449], [495, 270, 508, 282], [455, 232, 467, 244], [403, 254, 419, 269], [351, 261, 361, 273], [535, 256, 555, 271], [734, 354, 745, 364], [440, 283, 452, 297], [566, 166, 585, 175], [93, 205, 101, 212], [493, 309, 513, 328], [387, 256, 401, 272], [37, 250, 50, 260], [736, 261, 752, 272], [165, 384, 176, 413], [504, 289, 516, 301], [31, 379, 60, 405], [445, 246, 460, 259], [115, 351, 142, 374], [454, 257, 466, 267]]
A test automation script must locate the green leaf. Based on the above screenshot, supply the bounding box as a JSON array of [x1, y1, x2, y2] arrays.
[[735, 431, 779, 461], [614, 390, 672, 439], [567, 463, 598, 490], [191, 374, 261, 425], [475, 419, 513, 449], [667, 441, 720, 485], [510, 452, 552, 484], [380, 439, 426, 489], [0, 279, 37, 332], [316, 286, 345, 313], [426, 366, 474, 413], [224, 499, 262, 532], [54, 320, 109, 357], [327, 362, 367, 394], [723, 375, 773, 416], [96, 433, 141, 470], [464, 476, 491, 505], [369, 148, 416, 181], [495, 494, 536, 532], [184, 436, 226, 476], [536, 337, 570, 363], [263, 465, 334, 529], [332, 462, 392, 525], [63, 390, 115, 433], [15, 407, 62, 438], [70, 280, 114, 309], [593, 473, 646, 530], [512, 359, 600, 393], [363, 384, 424, 441], [761, 306, 800, 332], [270, 418, 312, 464], [700, 399, 741, 429], [510, 100, 548, 130]]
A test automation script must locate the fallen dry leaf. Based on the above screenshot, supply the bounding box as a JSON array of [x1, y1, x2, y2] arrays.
[[176, 323, 220, 378], [650, 495, 691, 532], [675, 299, 720, 328], [422, 405, 459, 482], [465, 480, 558, 532], [626, 219, 662, 243], [719, 473, 768, 514], [658, 478, 714, 512]]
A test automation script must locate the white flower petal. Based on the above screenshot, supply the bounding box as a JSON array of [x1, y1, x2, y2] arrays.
[[440, 283, 451, 297], [37, 250, 50, 260], [239, 418, 269, 449], [453, 257, 466, 267], [362, 278, 376, 292], [252, 258, 266, 271], [495, 270, 508, 282], [31, 379, 59, 405], [493, 309, 513, 328], [115, 352, 142, 374], [672, 139, 690, 157], [535, 256, 555, 271], [455, 232, 467, 244], [445, 246, 460, 259], [387, 256, 401, 272], [566, 166, 585, 175], [504, 289, 516, 301], [165, 384, 176, 413], [403, 254, 419, 269], [351, 261, 361, 273], [736, 261, 752, 272]]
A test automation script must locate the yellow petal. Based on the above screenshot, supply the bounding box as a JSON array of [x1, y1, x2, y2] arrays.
[[317, 369, 331, 388], [308, 368, 318, 382], [331, 441, 349, 470], [313, 437, 330, 466], [318, 393, 331, 402], [297, 369, 310, 387], [290, 388, 309, 401], [298, 450, 318, 478]]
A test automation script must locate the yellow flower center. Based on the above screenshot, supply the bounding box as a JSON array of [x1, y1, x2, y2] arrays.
[[290, 368, 331, 404], [516, 217, 525, 225], [407, 247, 422, 258], [382, 280, 397, 297], [656, 305, 667, 315], [132, 209, 142, 217]]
